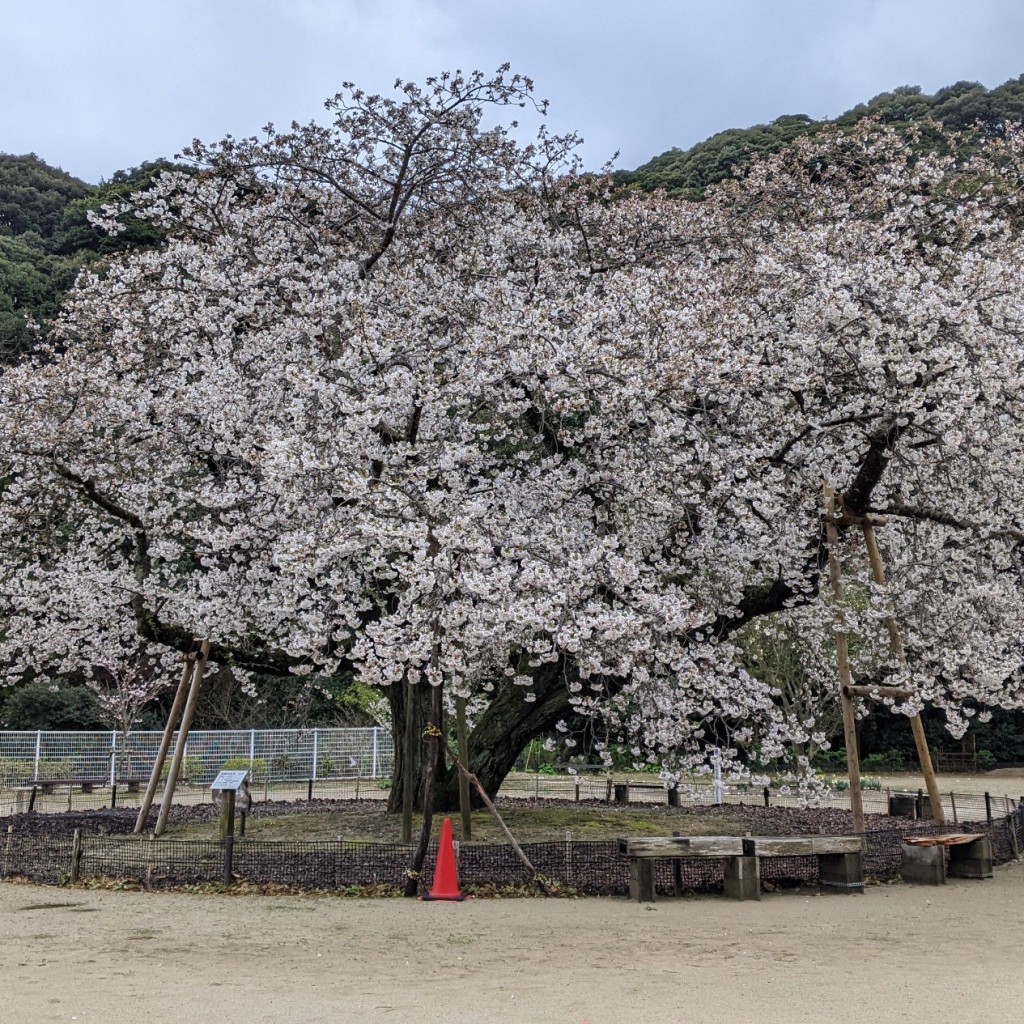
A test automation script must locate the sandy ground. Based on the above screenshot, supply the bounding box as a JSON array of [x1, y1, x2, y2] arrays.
[[3, 863, 1024, 1024]]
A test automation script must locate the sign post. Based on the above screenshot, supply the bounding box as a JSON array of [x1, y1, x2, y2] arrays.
[[212, 769, 249, 885], [211, 770, 250, 841]]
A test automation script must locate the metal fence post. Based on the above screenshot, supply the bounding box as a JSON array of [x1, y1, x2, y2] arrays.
[[109, 731, 117, 787], [312, 730, 319, 782], [372, 729, 379, 778], [34, 730, 41, 782], [249, 729, 256, 765]]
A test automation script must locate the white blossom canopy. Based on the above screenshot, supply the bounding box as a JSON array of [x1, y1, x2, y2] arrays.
[[3, 71, 1024, 784]]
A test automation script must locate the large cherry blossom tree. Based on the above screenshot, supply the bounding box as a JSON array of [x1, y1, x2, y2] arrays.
[[3, 69, 1024, 809]]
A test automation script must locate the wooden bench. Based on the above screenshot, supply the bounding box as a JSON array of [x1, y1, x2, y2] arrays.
[[36, 777, 107, 795], [742, 835, 866, 895], [619, 834, 865, 902], [900, 833, 993, 885], [612, 781, 668, 805]]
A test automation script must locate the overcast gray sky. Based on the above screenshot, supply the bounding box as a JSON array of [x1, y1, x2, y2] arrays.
[[4, 0, 1024, 183]]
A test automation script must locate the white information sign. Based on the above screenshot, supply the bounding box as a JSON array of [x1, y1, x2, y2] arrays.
[[211, 769, 250, 791]]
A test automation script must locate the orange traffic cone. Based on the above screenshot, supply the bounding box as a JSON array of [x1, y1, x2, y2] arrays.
[[421, 817, 468, 901]]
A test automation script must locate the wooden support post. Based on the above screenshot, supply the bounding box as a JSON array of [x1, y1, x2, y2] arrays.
[[401, 677, 416, 845], [27, 787, 36, 813], [629, 858, 656, 902], [950, 791, 958, 825], [671, 830, 684, 896], [2, 825, 13, 879], [763, 787, 770, 808], [218, 789, 236, 840], [69, 828, 82, 884], [223, 834, 235, 886], [1008, 815, 1021, 860], [824, 488, 865, 834], [455, 695, 472, 841], [985, 791, 993, 825], [861, 521, 945, 824], [110, 784, 117, 810], [135, 650, 198, 833], [155, 640, 209, 837]]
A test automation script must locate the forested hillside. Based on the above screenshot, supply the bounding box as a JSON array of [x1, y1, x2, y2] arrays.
[[5, 76, 1024, 362], [0, 154, 175, 363], [618, 76, 1024, 196]]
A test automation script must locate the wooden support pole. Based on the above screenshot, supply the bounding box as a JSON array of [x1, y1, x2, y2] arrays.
[[824, 489, 865, 834], [843, 684, 915, 700], [401, 677, 416, 845], [69, 828, 82, 884], [455, 695, 472, 841], [861, 522, 945, 824], [218, 789, 236, 840], [154, 640, 209, 836], [135, 650, 197, 833], [2, 824, 13, 879]]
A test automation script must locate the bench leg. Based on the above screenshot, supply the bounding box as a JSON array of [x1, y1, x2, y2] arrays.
[[948, 838, 993, 880], [818, 852, 864, 893], [723, 855, 760, 901], [900, 842, 946, 885], [629, 859, 656, 902]]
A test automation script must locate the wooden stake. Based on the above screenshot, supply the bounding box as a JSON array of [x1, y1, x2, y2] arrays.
[[861, 521, 945, 824], [155, 640, 209, 836], [824, 487, 865, 834], [455, 695, 472, 841], [135, 650, 197, 833]]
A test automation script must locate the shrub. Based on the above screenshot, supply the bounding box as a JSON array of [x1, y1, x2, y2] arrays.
[[813, 749, 848, 772], [976, 749, 997, 770], [828, 775, 881, 792], [0, 758, 34, 786], [220, 756, 268, 782], [861, 749, 907, 772], [160, 755, 202, 783]]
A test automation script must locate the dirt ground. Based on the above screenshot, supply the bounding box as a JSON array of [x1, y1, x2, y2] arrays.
[[3, 862, 1024, 1024]]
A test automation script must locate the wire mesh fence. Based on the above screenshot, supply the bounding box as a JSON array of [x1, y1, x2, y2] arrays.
[[3, 805, 1022, 894], [0, 727, 393, 790], [2, 755, 1021, 822]]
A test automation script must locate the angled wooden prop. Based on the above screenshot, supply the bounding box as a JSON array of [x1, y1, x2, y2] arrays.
[[823, 487, 865, 834]]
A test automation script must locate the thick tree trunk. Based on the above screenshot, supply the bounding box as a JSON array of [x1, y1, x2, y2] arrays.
[[386, 659, 608, 813], [386, 678, 447, 814]]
